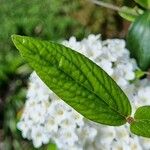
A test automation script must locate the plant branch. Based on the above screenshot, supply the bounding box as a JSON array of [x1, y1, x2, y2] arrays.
[[145, 70, 150, 78], [145, 72, 150, 75], [126, 116, 135, 124], [89, 0, 122, 12], [89, 0, 138, 17]]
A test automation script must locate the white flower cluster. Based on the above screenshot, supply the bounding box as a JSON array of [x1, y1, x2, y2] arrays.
[[17, 34, 150, 150]]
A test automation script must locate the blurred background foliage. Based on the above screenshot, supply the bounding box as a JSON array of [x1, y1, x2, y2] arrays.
[[0, 0, 136, 149]]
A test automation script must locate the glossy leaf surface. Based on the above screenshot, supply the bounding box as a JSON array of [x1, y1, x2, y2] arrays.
[[12, 35, 132, 126], [119, 6, 143, 22], [131, 106, 150, 138], [134, 0, 150, 9], [127, 12, 150, 71]]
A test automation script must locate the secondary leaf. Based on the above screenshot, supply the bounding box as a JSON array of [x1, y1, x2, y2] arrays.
[[127, 12, 150, 71], [134, 0, 150, 9], [135, 70, 146, 79], [12, 35, 131, 126], [130, 106, 150, 138], [47, 143, 57, 150], [119, 6, 143, 22]]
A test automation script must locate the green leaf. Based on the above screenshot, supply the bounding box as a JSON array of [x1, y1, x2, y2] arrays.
[[11, 35, 131, 126], [135, 70, 146, 79], [130, 106, 150, 138], [134, 0, 150, 9], [47, 143, 57, 150], [119, 6, 143, 22], [127, 12, 150, 71]]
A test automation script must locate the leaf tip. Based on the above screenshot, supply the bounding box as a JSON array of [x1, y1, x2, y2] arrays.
[[11, 34, 27, 52], [11, 34, 20, 43]]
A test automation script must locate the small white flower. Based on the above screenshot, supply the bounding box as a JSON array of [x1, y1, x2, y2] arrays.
[[97, 59, 113, 75], [95, 126, 115, 145], [31, 126, 49, 148], [140, 137, 150, 150], [114, 76, 128, 87], [48, 100, 71, 123], [44, 116, 58, 133], [70, 112, 84, 127], [55, 129, 78, 148], [17, 121, 31, 139], [115, 126, 130, 143], [59, 118, 76, 130], [82, 34, 102, 59], [111, 141, 131, 150], [137, 86, 150, 105], [129, 137, 143, 150], [77, 125, 97, 145]]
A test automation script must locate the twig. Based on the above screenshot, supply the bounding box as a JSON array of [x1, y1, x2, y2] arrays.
[[145, 70, 150, 79], [126, 116, 135, 124], [145, 72, 150, 75], [90, 0, 138, 17], [90, 0, 122, 11]]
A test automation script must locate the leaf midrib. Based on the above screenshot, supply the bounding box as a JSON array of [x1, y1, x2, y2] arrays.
[[51, 42, 127, 118], [18, 39, 127, 119]]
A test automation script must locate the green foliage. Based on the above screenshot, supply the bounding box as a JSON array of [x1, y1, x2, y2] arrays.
[[12, 35, 132, 126], [0, 0, 83, 85], [130, 106, 150, 138], [119, 6, 143, 21], [0, 0, 84, 41], [2, 81, 28, 150], [47, 143, 57, 150], [135, 70, 146, 79], [134, 0, 150, 9], [12, 35, 150, 138], [1, 0, 130, 148], [127, 11, 150, 71], [0, 0, 126, 85], [2, 0, 150, 147]]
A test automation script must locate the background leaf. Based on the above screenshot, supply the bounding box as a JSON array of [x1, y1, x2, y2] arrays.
[[12, 35, 131, 126], [119, 6, 143, 22], [47, 143, 57, 150], [134, 0, 150, 9], [127, 12, 150, 71], [135, 70, 146, 79], [130, 106, 150, 138]]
